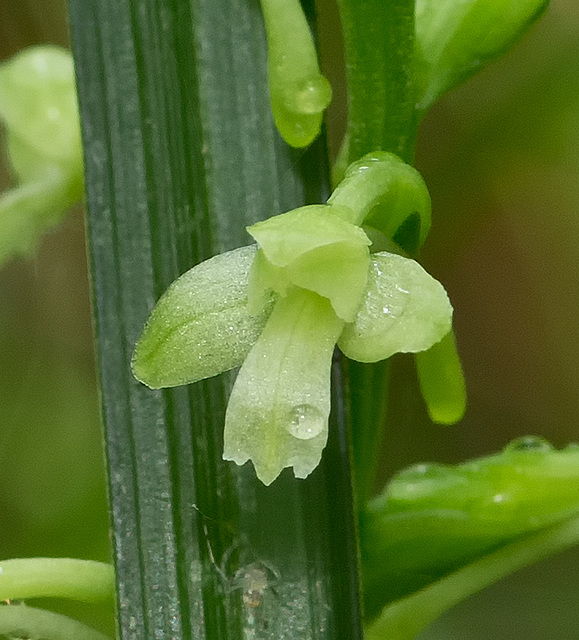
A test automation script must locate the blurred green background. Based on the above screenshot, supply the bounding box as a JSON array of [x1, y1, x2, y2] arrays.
[[0, 1, 577, 638]]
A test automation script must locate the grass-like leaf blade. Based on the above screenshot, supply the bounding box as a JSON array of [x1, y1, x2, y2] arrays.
[[68, 1, 363, 638]]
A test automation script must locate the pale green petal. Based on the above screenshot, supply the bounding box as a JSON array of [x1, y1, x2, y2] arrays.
[[284, 241, 369, 321], [223, 288, 344, 485], [247, 205, 371, 320], [247, 247, 291, 314], [338, 252, 452, 363], [132, 245, 274, 388], [247, 205, 370, 266]]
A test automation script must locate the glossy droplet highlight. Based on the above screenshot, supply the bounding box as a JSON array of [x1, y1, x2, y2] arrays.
[[286, 404, 325, 440], [387, 463, 460, 503], [394, 462, 453, 482], [293, 76, 332, 114], [505, 436, 553, 454]]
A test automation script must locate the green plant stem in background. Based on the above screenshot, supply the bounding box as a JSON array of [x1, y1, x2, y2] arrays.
[[0, 605, 111, 640], [0, 558, 114, 603], [336, 0, 417, 164], [334, 0, 416, 503], [365, 514, 579, 640], [68, 0, 363, 638]]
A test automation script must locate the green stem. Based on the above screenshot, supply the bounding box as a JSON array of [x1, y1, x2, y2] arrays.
[[336, 0, 416, 164], [335, 0, 416, 503], [0, 558, 114, 603], [0, 605, 112, 640], [365, 514, 579, 640], [347, 359, 390, 504]]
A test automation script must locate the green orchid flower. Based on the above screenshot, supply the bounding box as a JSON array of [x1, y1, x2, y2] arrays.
[[132, 152, 454, 485], [0, 46, 83, 265]]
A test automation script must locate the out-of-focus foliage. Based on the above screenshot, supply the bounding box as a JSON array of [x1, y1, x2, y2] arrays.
[[0, 1, 111, 635], [0, 46, 83, 264], [363, 438, 579, 617]]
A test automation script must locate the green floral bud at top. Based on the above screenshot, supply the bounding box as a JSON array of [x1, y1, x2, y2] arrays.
[[415, 0, 550, 112], [259, 0, 332, 147], [0, 46, 83, 264], [132, 153, 455, 484], [361, 438, 579, 614]]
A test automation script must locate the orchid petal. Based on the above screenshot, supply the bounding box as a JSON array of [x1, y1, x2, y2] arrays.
[[132, 245, 274, 388], [223, 288, 344, 485], [338, 252, 452, 363]]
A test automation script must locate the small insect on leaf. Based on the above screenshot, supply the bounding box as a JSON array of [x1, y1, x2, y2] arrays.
[[233, 562, 279, 609]]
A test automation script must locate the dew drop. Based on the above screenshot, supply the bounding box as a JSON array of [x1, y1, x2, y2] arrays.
[[394, 462, 453, 482], [388, 463, 456, 501], [286, 404, 325, 440], [505, 436, 553, 454], [294, 76, 332, 114]]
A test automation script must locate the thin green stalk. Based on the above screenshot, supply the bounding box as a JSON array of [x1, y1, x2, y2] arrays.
[[365, 514, 579, 640], [0, 605, 111, 640], [346, 359, 390, 503], [336, 0, 416, 164], [0, 558, 114, 603], [334, 0, 416, 502]]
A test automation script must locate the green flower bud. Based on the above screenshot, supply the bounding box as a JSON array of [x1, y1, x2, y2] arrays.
[[415, 0, 550, 112], [0, 46, 83, 264], [361, 438, 579, 613], [259, 0, 332, 147]]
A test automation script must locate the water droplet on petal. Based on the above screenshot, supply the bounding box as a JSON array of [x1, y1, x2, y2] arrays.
[[286, 404, 325, 440], [505, 436, 553, 454]]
